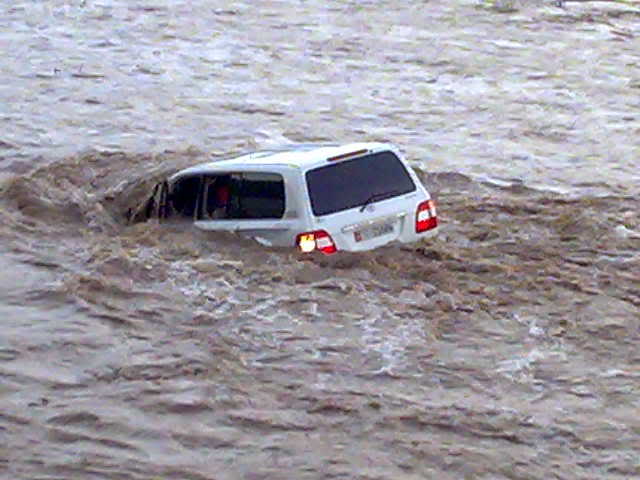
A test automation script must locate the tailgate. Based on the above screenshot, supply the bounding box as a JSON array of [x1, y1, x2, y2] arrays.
[[319, 194, 417, 252]]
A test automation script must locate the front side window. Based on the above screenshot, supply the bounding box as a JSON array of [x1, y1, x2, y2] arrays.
[[305, 151, 416, 216]]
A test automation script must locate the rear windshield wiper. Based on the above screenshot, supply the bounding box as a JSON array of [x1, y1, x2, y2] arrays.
[[359, 190, 400, 212]]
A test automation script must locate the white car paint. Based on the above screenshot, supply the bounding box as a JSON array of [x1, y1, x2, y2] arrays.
[[167, 142, 439, 254]]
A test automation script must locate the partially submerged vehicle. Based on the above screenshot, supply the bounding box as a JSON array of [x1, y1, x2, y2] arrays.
[[142, 143, 438, 254]]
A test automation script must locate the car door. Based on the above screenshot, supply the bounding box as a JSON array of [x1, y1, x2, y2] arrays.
[[193, 169, 307, 247]]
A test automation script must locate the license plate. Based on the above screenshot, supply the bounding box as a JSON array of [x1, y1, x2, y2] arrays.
[[354, 221, 395, 242]]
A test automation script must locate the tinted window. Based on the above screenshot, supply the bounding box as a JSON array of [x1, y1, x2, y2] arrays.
[[227, 172, 285, 219], [170, 172, 285, 220], [306, 151, 416, 216]]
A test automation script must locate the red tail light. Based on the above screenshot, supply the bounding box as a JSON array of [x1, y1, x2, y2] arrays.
[[295, 230, 338, 255], [416, 200, 438, 233]]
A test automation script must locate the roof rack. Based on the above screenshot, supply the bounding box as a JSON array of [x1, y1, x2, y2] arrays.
[[208, 142, 342, 160]]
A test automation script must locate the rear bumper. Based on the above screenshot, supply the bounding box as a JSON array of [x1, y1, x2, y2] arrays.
[[415, 225, 439, 240], [336, 225, 439, 252]]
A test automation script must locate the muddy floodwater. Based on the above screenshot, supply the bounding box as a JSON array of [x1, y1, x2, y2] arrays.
[[1, 1, 639, 479]]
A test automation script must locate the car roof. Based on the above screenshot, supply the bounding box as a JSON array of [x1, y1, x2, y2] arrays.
[[170, 142, 395, 180]]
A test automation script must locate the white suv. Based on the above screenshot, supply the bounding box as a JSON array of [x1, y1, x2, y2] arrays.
[[149, 142, 438, 254]]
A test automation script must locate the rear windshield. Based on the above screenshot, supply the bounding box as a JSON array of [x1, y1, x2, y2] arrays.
[[305, 151, 416, 216]]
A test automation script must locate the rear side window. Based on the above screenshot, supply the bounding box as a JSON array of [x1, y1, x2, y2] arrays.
[[169, 172, 285, 220], [306, 151, 416, 216], [228, 172, 285, 219]]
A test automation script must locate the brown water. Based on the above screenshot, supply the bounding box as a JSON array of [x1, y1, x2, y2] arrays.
[[1, 1, 639, 479]]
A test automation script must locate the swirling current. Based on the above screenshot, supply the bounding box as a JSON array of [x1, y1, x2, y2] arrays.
[[1, 1, 639, 479]]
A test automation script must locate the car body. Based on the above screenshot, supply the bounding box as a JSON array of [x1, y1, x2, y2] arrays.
[[149, 142, 438, 254]]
